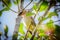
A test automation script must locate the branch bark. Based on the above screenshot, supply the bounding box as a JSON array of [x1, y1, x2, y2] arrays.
[[17, 0, 20, 13], [13, 0, 33, 40]]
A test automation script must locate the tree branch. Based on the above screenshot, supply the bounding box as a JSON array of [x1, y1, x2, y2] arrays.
[[30, 1, 53, 40], [23, 1, 42, 39], [24, 24, 31, 40], [20, 0, 24, 10], [18, 0, 33, 16], [34, 1, 43, 18], [24, 17, 36, 40], [38, 2, 52, 24], [2, 0, 18, 13], [17, 0, 20, 13]]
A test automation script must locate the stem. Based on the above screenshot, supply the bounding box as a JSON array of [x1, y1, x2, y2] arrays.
[[34, 1, 43, 18], [13, 0, 33, 37], [17, 0, 20, 13], [30, 2, 52, 40], [2, 0, 18, 13], [23, 0, 33, 11], [30, 29, 37, 40], [24, 17, 36, 40], [20, 0, 24, 10], [18, 0, 33, 16], [38, 3, 52, 24], [24, 23, 31, 40], [13, 16, 22, 34]]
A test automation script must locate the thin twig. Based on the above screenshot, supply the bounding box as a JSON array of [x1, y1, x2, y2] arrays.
[[24, 17, 36, 40], [17, 0, 20, 13], [38, 3, 52, 24], [18, 0, 33, 16], [24, 23, 31, 40], [30, 1, 44, 40], [34, 1, 43, 18], [2, 0, 18, 13], [23, 0, 33, 10], [30, 1, 53, 40], [24, 1, 43, 40], [45, 20, 60, 25]]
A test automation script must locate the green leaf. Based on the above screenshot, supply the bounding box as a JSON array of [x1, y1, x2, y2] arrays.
[[40, 1, 48, 12], [13, 0, 20, 5], [38, 17, 48, 21], [27, 32, 32, 38], [3, 7, 10, 11], [38, 17, 40, 21], [46, 20, 55, 28], [38, 27, 45, 33], [4, 25, 8, 33], [3, 0, 12, 7], [47, 12, 58, 18], [39, 29, 44, 33], [0, 11, 2, 16], [55, 25, 60, 34], [55, 25, 60, 39], [46, 20, 53, 24], [13, 0, 17, 5], [26, 12, 34, 16], [0, 32, 2, 36], [0, 7, 10, 17], [19, 23, 25, 34], [33, 37, 38, 40], [12, 32, 18, 40], [39, 33, 46, 37], [33, 4, 37, 11], [42, 17, 48, 21], [19, 36, 24, 40]]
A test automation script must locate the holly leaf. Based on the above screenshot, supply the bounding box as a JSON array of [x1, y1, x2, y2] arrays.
[[40, 1, 48, 12]]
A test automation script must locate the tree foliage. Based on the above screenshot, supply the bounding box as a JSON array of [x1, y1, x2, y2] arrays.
[[0, 0, 60, 40]]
